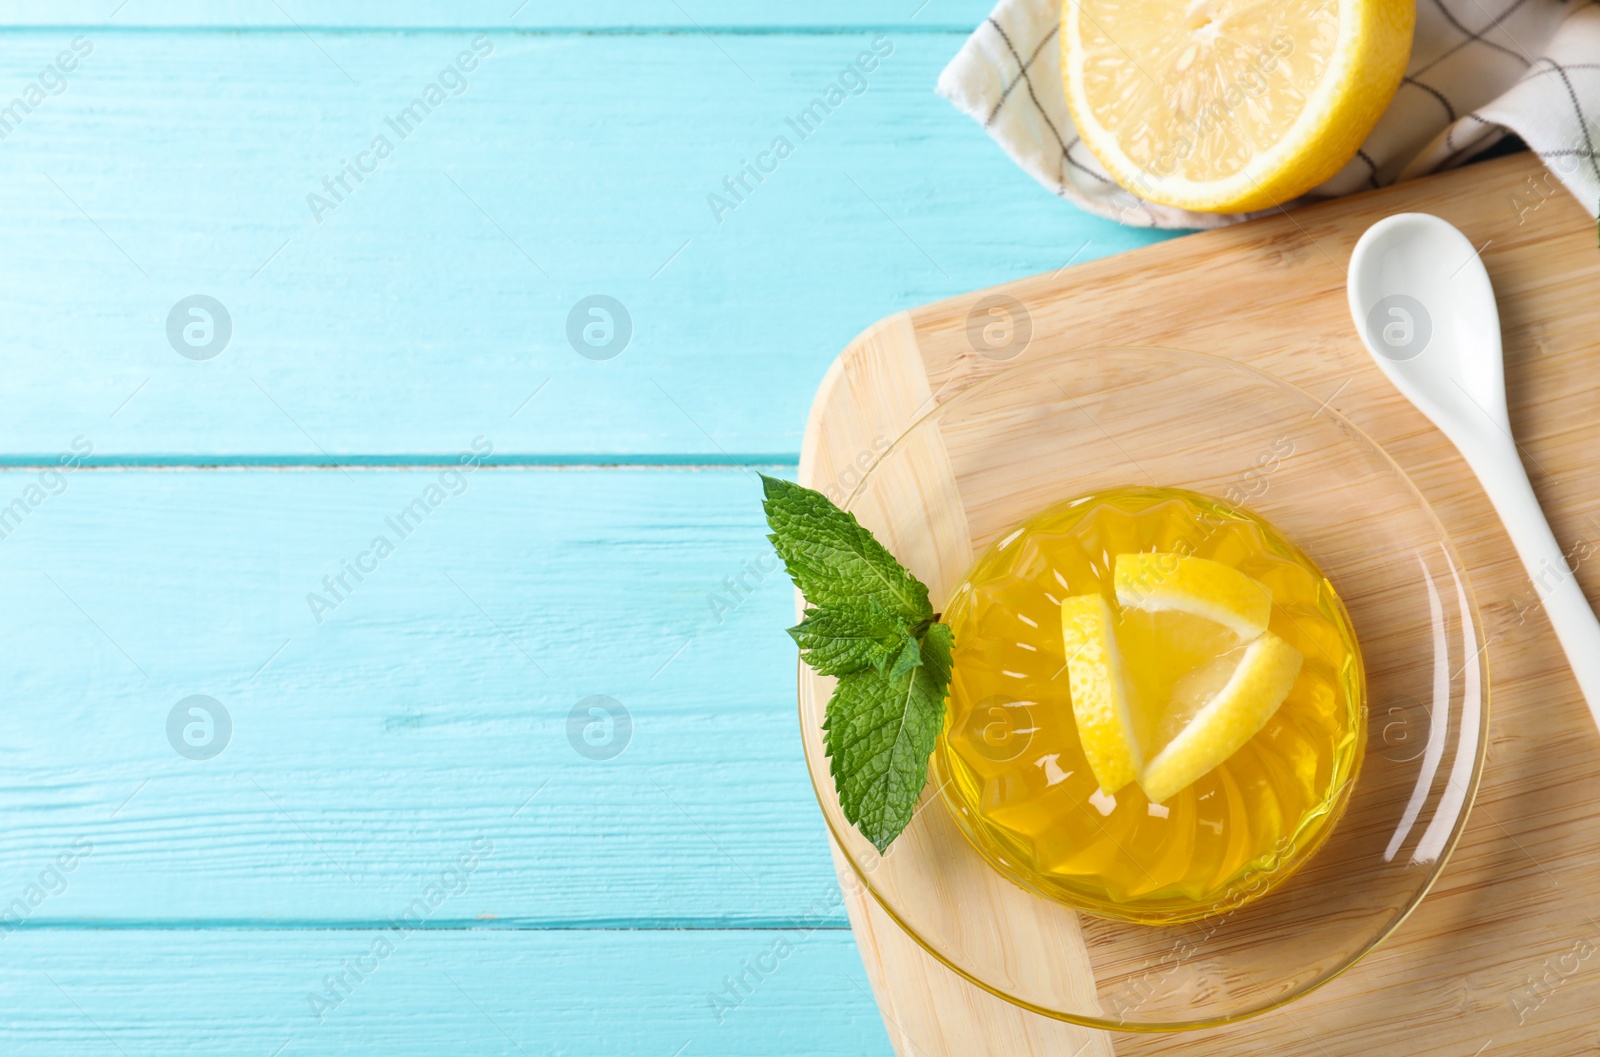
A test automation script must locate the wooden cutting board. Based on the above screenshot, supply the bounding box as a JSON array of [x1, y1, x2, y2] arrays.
[[797, 152, 1600, 1056]]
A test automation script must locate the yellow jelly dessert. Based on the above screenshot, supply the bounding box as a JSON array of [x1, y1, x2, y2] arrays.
[[935, 486, 1364, 923]]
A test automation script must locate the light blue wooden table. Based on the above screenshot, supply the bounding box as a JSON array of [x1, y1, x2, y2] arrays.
[[0, 4, 1176, 1052]]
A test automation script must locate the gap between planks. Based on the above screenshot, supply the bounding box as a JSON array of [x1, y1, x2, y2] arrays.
[[0, 921, 854, 932], [0, 459, 800, 472], [0, 25, 978, 36]]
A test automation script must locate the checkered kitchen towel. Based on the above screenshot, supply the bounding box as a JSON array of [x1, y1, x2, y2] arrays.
[[937, 0, 1600, 227]]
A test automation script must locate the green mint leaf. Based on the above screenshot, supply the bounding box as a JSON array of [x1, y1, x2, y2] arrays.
[[760, 474, 932, 623], [760, 473, 954, 851], [823, 620, 953, 852], [787, 605, 910, 677], [887, 634, 923, 682]]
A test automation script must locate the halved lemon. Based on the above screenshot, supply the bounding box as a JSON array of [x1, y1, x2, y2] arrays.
[[1061, 0, 1414, 212], [1140, 630, 1303, 804], [1060, 594, 1142, 794], [1115, 552, 1270, 640]]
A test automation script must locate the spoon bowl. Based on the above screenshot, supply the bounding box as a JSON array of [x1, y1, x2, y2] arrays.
[[1348, 212, 1511, 443]]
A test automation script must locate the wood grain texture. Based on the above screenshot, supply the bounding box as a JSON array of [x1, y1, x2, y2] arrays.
[[0, 29, 1172, 461], [800, 152, 1600, 1055], [833, 844, 1117, 1057], [0, 467, 858, 928], [0, 928, 890, 1055]]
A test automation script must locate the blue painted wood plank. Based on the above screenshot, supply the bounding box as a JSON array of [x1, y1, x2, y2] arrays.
[[0, 928, 891, 1055], [0, 466, 854, 927], [0, 30, 1175, 460], [1, 1, 992, 29]]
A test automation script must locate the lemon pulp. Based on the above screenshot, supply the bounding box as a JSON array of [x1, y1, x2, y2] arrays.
[[1067, 553, 1306, 805], [935, 486, 1365, 924], [1061, 0, 1414, 212], [1059, 593, 1144, 794]]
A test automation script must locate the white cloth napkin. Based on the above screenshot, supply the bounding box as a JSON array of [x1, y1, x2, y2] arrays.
[[937, 0, 1600, 228]]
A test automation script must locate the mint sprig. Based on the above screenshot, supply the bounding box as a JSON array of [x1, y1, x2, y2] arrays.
[[761, 474, 953, 852]]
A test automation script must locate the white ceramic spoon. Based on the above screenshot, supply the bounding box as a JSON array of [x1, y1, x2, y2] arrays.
[[1348, 211, 1600, 729]]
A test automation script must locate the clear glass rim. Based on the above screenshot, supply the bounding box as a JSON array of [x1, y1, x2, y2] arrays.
[[796, 344, 1492, 1032]]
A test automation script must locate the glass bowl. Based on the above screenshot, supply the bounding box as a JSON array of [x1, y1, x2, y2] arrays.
[[796, 346, 1487, 1031]]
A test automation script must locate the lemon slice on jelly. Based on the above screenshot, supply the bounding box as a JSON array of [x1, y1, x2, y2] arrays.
[[1062, 552, 1304, 803], [1140, 631, 1303, 804], [1060, 594, 1142, 795], [1114, 553, 1270, 640]]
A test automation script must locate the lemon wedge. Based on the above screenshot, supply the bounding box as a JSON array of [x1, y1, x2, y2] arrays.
[[1060, 594, 1142, 794], [1114, 552, 1270, 641], [1061, 0, 1414, 212], [1140, 631, 1303, 804]]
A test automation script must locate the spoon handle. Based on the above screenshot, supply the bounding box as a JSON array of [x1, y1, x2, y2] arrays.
[[1472, 440, 1600, 726]]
